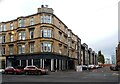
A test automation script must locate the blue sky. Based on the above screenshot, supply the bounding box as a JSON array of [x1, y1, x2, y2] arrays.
[[0, 0, 119, 57]]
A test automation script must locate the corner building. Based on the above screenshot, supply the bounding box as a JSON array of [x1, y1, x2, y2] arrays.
[[0, 5, 80, 71]]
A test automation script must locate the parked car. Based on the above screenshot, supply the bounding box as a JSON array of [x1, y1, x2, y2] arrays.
[[88, 65, 96, 70], [24, 65, 48, 75], [110, 65, 120, 71], [4, 66, 24, 74], [0, 69, 4, 74], [110, 65, 118, 71], [82, 65, 88, 70], [95, 65, 102, 69]]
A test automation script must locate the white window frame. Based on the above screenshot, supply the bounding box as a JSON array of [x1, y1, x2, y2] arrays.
[[30, 30, 34, 39], [18, 32, 22, 40], [22, 45, 25, 53], [18, 44, 25, 54], [0, 25, 2, 32], [10, 35, 14, 42], [41, 28, 52, 38], [41, 15, 52, 24], [10, 22, 13, 30], [9, 46, 13, 55], [18, 45, 22, 54], [41, 42, 52, 52], [19, 19, 24, 27], [18, 32, 25, 40], [30, 43, 34, 53], [3, 24, 6, 31]]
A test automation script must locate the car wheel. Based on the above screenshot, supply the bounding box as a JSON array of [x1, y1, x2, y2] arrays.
[[25, 72, 28, 75], [4, 72, 7, 74], [38, 71, 41, 75], [14, 72, 17, 75]]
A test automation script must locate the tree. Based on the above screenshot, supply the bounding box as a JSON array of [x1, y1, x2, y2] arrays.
[[97, 51, 105, 64]]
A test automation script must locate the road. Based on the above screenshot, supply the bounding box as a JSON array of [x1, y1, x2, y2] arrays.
[[1, 66, 120, 83]]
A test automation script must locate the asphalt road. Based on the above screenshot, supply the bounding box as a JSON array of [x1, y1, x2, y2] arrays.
[[1, 66, 120, 83]]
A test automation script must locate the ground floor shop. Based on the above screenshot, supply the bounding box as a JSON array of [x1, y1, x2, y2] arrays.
[[6, 53, 77, 71]]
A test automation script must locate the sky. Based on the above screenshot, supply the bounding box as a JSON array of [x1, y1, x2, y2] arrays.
[[0, 0, 119, 58]]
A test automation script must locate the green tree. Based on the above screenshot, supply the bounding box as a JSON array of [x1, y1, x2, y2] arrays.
[[97, 51, 105, 64]]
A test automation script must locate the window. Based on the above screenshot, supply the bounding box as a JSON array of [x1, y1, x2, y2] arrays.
[[9, 46, 13, 55], [41, 15, 52, 24], [2, 35, 5, 43], [47, 43, 51, 52], [58, 22, 61, 28], [0, 47, 2, 55], [68, 31, 71, 37], [30, 17, 34, 25], [59, 49, 62, 54], [47, 15, 52, 23], [19, 19, 25, 27], [18, 45, 22, 54], [0, 36, 2, 43], [58, 32, 62, 41], [10, 35, 14, 42], [3, 47, 5, 54], [3, 24, 6, 31], [43, 29, 47, 37], [30, 43, 34, 53], [18, 44, 25, 54], [18, 32, 21, 40], [22, 45, 25, 53], [29, 30, 34, 39], [41, 42, 52, 52], [68, 41, 71, 47], [41, 28, 52, 38], [10, 22, 13, 30], [47, 29, 51, 37], [0, 25, 2, 32], [18, 32, 25, 40]]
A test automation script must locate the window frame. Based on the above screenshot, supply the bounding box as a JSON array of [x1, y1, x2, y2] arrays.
[[9, 46, 13, 55], [30, 43, 34, 53], [30, 17, 34, 25], [29, 30, 34, 39], [41, 42, 52, 52], [10, 22, 13, 30]]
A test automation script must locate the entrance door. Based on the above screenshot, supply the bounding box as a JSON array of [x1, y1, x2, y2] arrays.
[[44, 59, 51, 70]]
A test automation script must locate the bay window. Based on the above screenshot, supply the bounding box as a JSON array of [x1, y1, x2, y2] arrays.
[[41, 15, 52, 24], [10, 35, 14, 42], [18, 31, 25, 40], [41, 28, 52, 38], [18, 44, 25, 54], [41, 42, 52, 52]]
